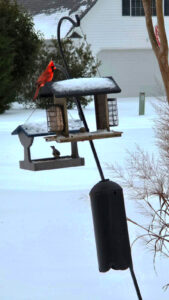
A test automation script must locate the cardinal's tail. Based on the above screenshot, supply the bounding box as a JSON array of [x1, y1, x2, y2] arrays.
[[33, 85, 40, 101]]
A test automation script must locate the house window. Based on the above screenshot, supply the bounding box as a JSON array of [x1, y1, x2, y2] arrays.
[[165, 0, 169, 15], [131, 0, 146, 16], [122, 0, 169, 16]]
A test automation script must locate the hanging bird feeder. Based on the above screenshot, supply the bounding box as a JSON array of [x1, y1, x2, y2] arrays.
[[12, 76, 122, 171], [12, 14, 143, 300], [40, 76, 122, 142], [12, 39, 123, 171]]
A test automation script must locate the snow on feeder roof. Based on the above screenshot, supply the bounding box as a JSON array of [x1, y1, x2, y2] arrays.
[[39, 77, 121, 98], [12, 120, 83, 137]]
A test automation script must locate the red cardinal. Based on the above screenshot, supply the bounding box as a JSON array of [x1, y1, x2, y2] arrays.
[[33, 60, 56, 101]]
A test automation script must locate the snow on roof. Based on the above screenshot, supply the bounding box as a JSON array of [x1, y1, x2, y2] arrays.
[[52, 78, 116, 93], [17, 0, 97, 39], [21, 119, 83, 135], [33, 9, 71, 39], [39, 77, 120, 98], [17, 0, 96, 16]]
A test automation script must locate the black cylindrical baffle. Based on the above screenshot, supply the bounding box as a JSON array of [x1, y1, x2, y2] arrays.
[[90, 179, 132, 272]]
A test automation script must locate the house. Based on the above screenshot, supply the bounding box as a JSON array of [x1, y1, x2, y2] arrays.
[[16, 0, 95, 38], [17, 0, 169, 97]]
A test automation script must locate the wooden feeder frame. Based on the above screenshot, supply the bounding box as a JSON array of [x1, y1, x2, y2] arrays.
[[94, 94, 110, 131], [43, 92, 122, 144], [12, 126, 84, 171]]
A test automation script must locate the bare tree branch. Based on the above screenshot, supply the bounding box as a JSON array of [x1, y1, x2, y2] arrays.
[[156, 0, 168, 57], [142, 0, 169, 103], [142, 0, 159, 56], [106, 98, 169, 288]]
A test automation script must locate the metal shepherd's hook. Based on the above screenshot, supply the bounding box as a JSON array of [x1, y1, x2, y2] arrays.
[[57, 15, 105, 181], [57, 15, 143, 300]]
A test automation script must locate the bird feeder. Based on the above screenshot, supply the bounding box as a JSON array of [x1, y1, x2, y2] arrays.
[[12, 12, 122, 173], [41, 77, 122, 142], [12, 76, 122, 171], [11, 14, 143, 300]]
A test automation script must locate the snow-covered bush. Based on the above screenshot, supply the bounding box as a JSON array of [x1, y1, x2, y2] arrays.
[[108, 98, 169, 289]]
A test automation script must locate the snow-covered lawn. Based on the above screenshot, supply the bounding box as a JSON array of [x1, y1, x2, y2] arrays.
[[0, 98, 168, 300]]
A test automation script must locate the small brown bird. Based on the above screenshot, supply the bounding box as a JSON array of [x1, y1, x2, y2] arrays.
[[79, 127, 86, 133], [51, 146, 60, 158]]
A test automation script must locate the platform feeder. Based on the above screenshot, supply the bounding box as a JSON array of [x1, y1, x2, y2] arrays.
[[12, 76, 122, 171]]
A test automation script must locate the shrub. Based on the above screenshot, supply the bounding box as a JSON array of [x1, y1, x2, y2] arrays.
[[108, 98, 169, 289], [0, 0, 43, 113], [21, 37, 101, 109], [0, 34, 15, 113]]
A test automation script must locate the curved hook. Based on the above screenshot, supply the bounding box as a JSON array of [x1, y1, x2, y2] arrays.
[[57, 15, 80, 79], [54, 63, 69, 78], [56, 14, 105, 181]]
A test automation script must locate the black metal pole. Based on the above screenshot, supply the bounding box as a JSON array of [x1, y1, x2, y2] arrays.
[[57, 16, 143, 300], [57, 16, 105, 181], [130, 266, 143, 300]]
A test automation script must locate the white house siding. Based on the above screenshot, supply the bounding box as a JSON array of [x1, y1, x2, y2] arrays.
[[97, 49, 164, 97], [76, 0, 169, 97]]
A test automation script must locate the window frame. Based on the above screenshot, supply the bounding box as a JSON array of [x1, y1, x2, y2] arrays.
[[122, 0, 169, 17]]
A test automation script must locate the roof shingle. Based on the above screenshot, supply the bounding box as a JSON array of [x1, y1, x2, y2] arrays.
[[16, 0, 96, 16]]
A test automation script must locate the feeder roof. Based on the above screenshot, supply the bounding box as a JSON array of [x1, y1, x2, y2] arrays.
[[39, 77, 121, 98], [12, 121, 83, 137], [11, 125, 52, 137]]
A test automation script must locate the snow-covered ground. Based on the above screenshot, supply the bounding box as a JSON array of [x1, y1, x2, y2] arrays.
[[0, 97, 168, 300]]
